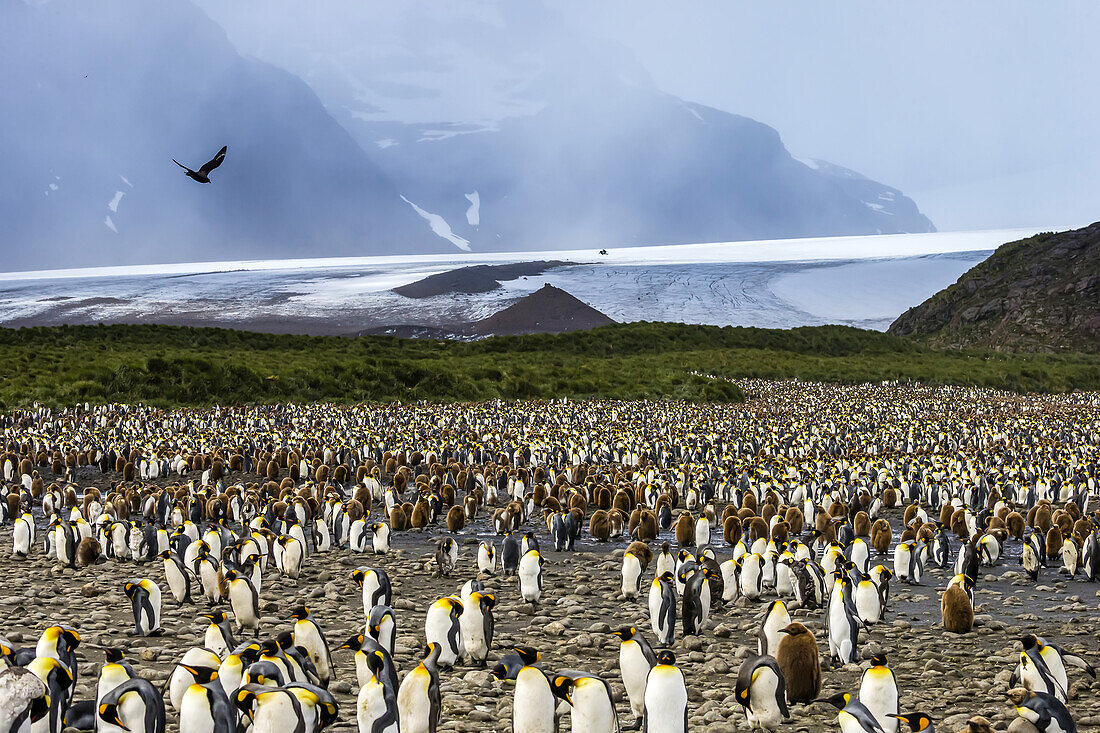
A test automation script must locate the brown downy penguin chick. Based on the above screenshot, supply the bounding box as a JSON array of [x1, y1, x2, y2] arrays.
[[389, 504, 408, 531], [75, 536, 102, 567], [853, 511, 871, 538], [783, 506, 803, 535], [770, 520, 789, 545], [941, 582, 974, 633], [958, 716, 993, 733], [749, 517, 770, 543], [410, 499, 431, 529], [776, 622, 821, 703], [635, 509, 658, 542], [589, 510, 611, 542], [938, 504, 955, 527], [950, 509, 969, 539], [446, 505, 465, 532], [723, 515, 742, 546], [870, 519, 892, 554], [881, 488, 898, 507], [1045, 526, 1063, 559], [674, 511, 695, 547]]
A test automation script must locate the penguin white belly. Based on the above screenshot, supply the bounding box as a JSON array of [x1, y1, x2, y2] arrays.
[[694, 519, 710, 548], [858, 676, 898, 733], [643, 671, 687, 733], [620, 644, 649, 718], [13, 520, 31, 556], [295, 623, 331, 682], [477, 544, 495, 573], [199, 563, 220, 602], [518, 558, 542, 602], [356, 680, 398, 733], [828, 596, 853, 663], [739, 561, 762, 600], [513, 668, 555, 733], [570, 679, 615, 733], [459, 609, 487, 662], [117, 691, 149, 733], [775, 564, 794, 597], [204, 627, 230, 659], [425, 610, 461, 666], [253, 695, 298, 733], [854, 583, 881, 624], [282, 542, 302, 579], [892, 546, 910, 581], [720, 560, 740, 602], [746, 673, 783, 731], [180, 685, 216, 733], [165, 563, 188, 603], [621, 555, 642, 599], [396, 672, 433, 733], [655, 554, 675, 578]]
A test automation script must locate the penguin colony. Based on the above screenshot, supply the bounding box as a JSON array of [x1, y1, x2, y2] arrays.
[[0, 381, 1098, 732]]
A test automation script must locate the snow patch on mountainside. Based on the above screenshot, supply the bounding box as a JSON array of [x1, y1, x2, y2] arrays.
[[401, 195, 472, 251], [465, 191, 480, 226]]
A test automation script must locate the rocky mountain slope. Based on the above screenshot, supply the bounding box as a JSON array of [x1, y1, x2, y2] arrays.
[[889, 223, 1100, 352], [194, 0, 936, 252], [0, 0, 439, 270]]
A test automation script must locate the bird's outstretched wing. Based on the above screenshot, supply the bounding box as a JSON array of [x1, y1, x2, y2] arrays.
[[172, 159, 194, 173], [199, 146, 227, 176]]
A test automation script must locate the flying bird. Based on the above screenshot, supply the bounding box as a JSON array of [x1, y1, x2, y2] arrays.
[[172, 145, 227, 183]]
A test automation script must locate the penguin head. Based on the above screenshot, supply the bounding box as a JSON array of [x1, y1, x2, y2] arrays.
[[513, 645, 540, 666], [550, 675, 575, 705], [1017, 634, 1040, 650], [288, 605, 310, 621], [811, 692, 852, 710], [869, 653, 889, 667], [180, 664, 218, 684], [655, 650, 676, 667], [779, 622, 809, 637], [888, 712, 933, 733], [365, 650, 387, 681], [103, 648, 126, 664], [1005, 688, 1030, 706], [337, 634, 365, 652], [259, 639, 281, 657], [612, 626, 637, 641], [98, 702, 125, 730], [198, 611, 228, 624]]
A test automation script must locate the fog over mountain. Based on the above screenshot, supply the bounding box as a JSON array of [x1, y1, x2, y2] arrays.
[[2, 0, 935, 269]]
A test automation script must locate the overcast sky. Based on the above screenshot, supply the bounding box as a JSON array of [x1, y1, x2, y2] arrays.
[[550, 1, 1100, 231]]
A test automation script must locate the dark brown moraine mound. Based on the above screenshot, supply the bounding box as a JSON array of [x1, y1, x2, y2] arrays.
[[468, 284, 615, 336], [393, 261, 572, 298]]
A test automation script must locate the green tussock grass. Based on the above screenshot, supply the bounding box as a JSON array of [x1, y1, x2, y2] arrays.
[[1, 322, 1098, 409]]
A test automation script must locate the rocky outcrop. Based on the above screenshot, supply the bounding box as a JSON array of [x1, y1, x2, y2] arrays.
[[889, 223, 1100, 352]]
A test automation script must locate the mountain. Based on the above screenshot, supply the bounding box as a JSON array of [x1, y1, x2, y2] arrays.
[[194, 0, 935, 252], [0, 0, 441, 270], [889, 223, 1100, 352], [468, 284, 615, 336]]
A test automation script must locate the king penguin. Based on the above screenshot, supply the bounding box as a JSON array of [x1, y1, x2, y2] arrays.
[[648, 571, 677, 648], [859, 653, 899, 733], [643, 650, 688, 733], [289, 606, 333, 688], [396, 643, 442, 733], [735, 655, 789, 732], [612, 626, 656, 731], [123, 579, 162, 637]]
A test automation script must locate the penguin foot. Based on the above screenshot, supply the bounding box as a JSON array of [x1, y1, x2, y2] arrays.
[[623, 718, 643, 731]]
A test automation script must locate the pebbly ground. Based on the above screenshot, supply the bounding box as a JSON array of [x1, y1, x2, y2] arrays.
[[1, 475, 1099, 732]]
